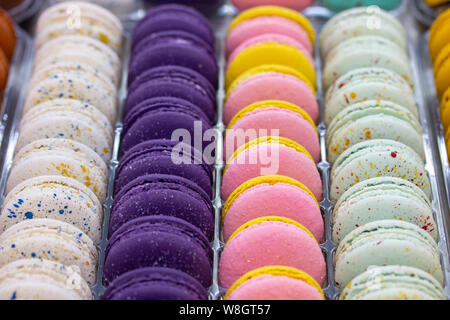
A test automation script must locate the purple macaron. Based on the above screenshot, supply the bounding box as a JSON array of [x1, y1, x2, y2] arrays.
[[109, 174, 214, 239], [102, 267, 208, 300], [103, 216, 213, 287], [115, 139, 212, 197], [128, 30, 218, 88], [126, 65, 216, 122], [121, 97, 214, 155], [133, 4, 215, 49]]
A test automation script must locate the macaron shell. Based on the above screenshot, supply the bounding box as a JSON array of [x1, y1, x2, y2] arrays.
[[219, 218, 326, 289], [231, 0, 314, 11], [221, 137, 323, 201], [225, 103, 320, 163], [226, 42, 316, 90], [430, 16, 450, 62], [1, 175, 103, 243], [0, 49, 8, 92], [225, 66, 318, 124], [0, 8, 16, 61], [433, 46, 450, 98], [330, 140, 430, 202], [222, 175, 323, 242]]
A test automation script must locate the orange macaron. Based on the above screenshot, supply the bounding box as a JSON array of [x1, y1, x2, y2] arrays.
[[0, 7, 16, 61]]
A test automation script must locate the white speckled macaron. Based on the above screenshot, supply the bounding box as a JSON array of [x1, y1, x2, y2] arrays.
[[1, 175, 103, 242], [0, 259, 92, 300], [0, 219, 98, 286]]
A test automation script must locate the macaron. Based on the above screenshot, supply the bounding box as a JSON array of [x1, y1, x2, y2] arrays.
[[219, 216, 326, 289], [432, 42, 450, 98], [334, 220, 444, 289], [321, 0, 402, 12], [224, 64, 318, 125], [102, 267, 208, 300], [132, 4, 214, 49], [326, 100, 424, 163], [120, 97, 213, 155], [7, 139, 108, 202], [224, 100, 320, 163], [330, 140, 430, 202], [226, 6, 315, 57], [221, 136, 323, 201], [319, 7, 406, 60], [103, 216, 213, 287], [231, 0, 314, 11], [0, 219, 98, 286], [324, 67, 417, 125], [0, 48, 8, 93], [0, 259, 92, 300], [429, 8, 450, 62], [222, 175, 323, 242], [440, 86, 450, 130], [0, 7, 16, 61], [340, 265, 446, 300], [115, 139, 212, 197], [109, 174, 214, 240], [0, 175, 103, 243], [332, 177, 436, 244], [322, 36, 413, 91], [17, 99, 114, 162], [34, 35, 121, 82], [225, 266, 324, 300], [128, 30, 218, 88], [126, 65, 216, 122], [35, 1, 123, 52]]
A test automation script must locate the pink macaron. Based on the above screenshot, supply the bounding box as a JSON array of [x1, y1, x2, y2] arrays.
[[226, 15, 312, 57], [224, 64, 319, 124], [224, 100, 320, 163], [227, 33, 314, 67], [219, 216, 326, 289], [221, 136, 323, 201], [231, 0, 314, 12], [222, 175, 323, 242]]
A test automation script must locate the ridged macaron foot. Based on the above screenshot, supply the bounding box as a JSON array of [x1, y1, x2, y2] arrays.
[[35, 1, 123, 52], [109, 174, 213, 240], [324, 68, 417, 125], [103, 216, 213, 287], [332, 177, 436, 244], [7, 139, 108, 202], [340, 265, 446, 300], [120, 97, 213, 155], [225, 266, 324, 300], [221, 136, 323, 201], [319, 7, 406, 59], [34, 35, 121, 82], [334, 220, 443, 289], [128, 30, 218, 88], [322, 36, 413, 91], [126, 65, 216, 122], [222, 175, 323, 242], [219, 216, 326, 289], [226, 5, 315, 57], [225, 64, 318, 125], [17, 99, 114, 162], [103, 267, 208, 300], [0, 219, 98, 286], [0, 259, 92, 300], [326, 100, 424, 163], [224, 100, 320, 163], [1, 175, 103, 243], [115, 139, 212, 197], [132, 4, 214, 49], [330, 139, 430, 202]]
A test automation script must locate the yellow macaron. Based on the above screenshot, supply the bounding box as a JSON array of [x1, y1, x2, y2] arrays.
[[228, 5, 315, 46], [222, 175, 320, 222], [226, 64, 316, 101], [433, 42, 450, 98], [225, 42, 316, 90], [426, 0, 450, 7], [440, 86, 450, 129], [430, 9, 450, 62], [224, 266, 325, 300]]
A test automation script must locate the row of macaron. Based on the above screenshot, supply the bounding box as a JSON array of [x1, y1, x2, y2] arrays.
[[322, 9, 445, 298], [218, 6, 326, 300], [101, 4, 218, 300], [0, 2, 124, 299], [429, 9, 450, 159], [0, 8, 15, 96]]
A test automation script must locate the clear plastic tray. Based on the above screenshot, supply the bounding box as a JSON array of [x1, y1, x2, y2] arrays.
[[4, 0, 42, 23]]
